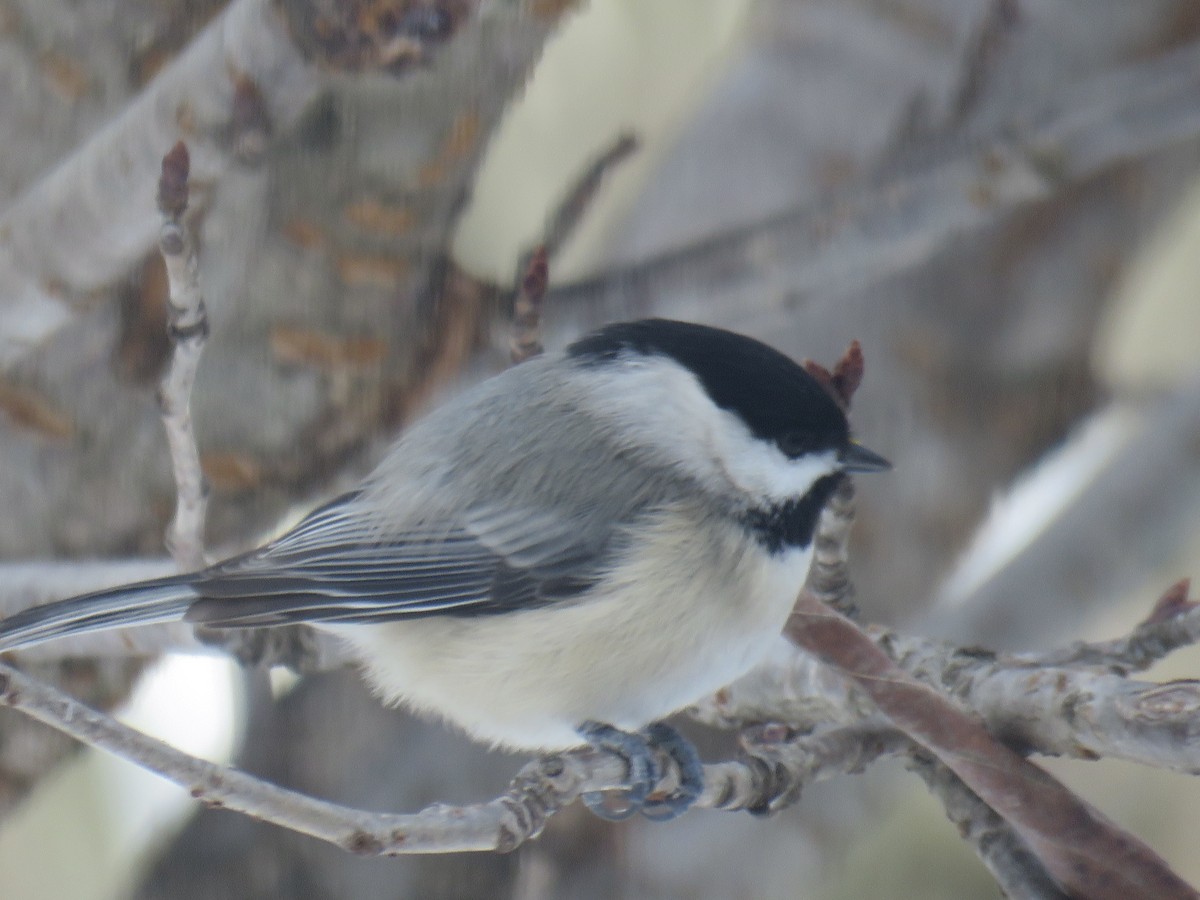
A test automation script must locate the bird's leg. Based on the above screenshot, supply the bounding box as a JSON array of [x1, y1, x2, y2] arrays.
[[578, 721, 659, 820], [577, 720, 703, 822], [639, 722, 703, 821]]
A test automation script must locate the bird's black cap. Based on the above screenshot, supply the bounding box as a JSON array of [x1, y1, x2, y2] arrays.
[[568, 319, 850, 458]]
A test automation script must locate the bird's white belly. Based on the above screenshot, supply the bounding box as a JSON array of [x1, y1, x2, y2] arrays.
[[328, 521, 813, 751]]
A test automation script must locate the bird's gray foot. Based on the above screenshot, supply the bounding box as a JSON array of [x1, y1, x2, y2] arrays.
[[577, 720, 703, 822]]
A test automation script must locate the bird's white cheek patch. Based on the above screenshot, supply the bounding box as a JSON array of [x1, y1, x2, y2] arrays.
[[714, 411, 838, 502], [569, 357, 839, 504]]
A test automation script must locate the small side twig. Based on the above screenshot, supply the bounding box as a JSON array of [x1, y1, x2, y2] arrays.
[[507, 134, 637, 363], [802, 340, 867, 614], [542, 133, 638, 261], [944, 0, 1022, 129], [804, 479, 858, 616], [510, 246, 549, 364], [155, 142, 210, 571], [1031, 578, 1198, 672]]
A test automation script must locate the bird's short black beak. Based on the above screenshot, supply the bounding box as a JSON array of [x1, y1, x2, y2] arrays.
[[839, 440, 891, 473]]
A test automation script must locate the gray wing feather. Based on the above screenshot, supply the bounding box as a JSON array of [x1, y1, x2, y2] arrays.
[[0, 580, 198, 650], [185, 493, 609, 628], [187, 359, 688, 629]]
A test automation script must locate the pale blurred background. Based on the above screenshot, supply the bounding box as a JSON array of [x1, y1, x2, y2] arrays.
[[0, 0, 1199, 897]]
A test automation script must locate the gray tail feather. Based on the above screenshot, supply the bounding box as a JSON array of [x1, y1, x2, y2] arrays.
[[0, 575, 199, 651]]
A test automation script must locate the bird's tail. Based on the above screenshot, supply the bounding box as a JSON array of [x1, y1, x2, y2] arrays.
[[0, 575, 199, 652]]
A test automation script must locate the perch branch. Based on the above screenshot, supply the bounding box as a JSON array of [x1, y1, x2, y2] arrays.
[[788, 536, 1195, 897], [542, 133, 638, 261], [0, 659, 913, 855]]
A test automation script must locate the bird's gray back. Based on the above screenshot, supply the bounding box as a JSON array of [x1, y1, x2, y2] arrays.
[[359, 354, 704, 545]]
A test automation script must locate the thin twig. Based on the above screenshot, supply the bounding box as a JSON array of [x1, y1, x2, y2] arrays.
[[510, 246, 549, 364], [1028, 579, 1199, 672], [542, 133, 638, 260], [155, 142, 210, 571], [804, 479, 858, 616], [506, 134, 637, 362]]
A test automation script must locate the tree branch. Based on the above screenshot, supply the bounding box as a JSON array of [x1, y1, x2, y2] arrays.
[[906, 754, 1069, 900], [547, 39, 1200, 329], [509, 246, 549, 365], [778, 347, 1197, 898], [0, 659, 912, 855], [0, 0, 483, 365], [786, 588, 1197, 898]]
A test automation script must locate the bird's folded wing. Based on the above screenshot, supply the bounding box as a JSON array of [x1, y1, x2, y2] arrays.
[[185, 493, 607, 627]]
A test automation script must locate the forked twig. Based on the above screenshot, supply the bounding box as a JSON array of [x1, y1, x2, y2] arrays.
[[785, 344, 1196, 899]]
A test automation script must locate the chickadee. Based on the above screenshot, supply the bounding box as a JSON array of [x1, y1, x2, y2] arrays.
[[0, 319, 889, 819]]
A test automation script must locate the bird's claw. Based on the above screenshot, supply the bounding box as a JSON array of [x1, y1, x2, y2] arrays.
[[577, 720, 703, 822]]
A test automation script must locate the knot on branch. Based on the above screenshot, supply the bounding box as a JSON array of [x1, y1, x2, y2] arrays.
[[1122, 682, 1200, 729], [279, 0, 473, 73], [495, 755, 579, 852], [737, 725, 806, 817], [157, 142, 190, 218]]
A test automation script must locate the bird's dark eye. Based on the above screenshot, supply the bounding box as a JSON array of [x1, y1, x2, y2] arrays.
[[777, 430, 816, 458]]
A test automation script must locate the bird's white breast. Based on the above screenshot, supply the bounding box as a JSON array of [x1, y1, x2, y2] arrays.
[[328, 510, 813, 751]]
